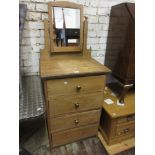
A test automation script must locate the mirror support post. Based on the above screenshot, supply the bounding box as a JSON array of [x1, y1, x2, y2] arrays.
[[83, 16, 90, 58], [44, 19, 50, 53]]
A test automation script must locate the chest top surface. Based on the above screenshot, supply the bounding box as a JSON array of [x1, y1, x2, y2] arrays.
[[40, 54, 111, 79], [103, 84, 135, 118]]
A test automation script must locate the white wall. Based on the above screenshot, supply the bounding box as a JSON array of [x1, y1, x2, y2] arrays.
[[19, 0, 135, 75]]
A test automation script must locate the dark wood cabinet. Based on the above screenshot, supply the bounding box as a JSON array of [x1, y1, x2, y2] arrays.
[[105, 3, 135, 85]]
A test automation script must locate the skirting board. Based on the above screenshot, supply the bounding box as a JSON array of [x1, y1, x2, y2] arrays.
[[98, 131, 135, 155]]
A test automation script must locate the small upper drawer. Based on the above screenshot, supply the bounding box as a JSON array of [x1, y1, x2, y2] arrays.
[[48, 92, 103, 117], [50, 109, 101, 132], [47, 75, 105, 96], [116, 122, 135, 137], [117, 114, 135, 124]]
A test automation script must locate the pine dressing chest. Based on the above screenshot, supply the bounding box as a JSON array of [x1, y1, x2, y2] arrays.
[[40, 1, 111, 148]]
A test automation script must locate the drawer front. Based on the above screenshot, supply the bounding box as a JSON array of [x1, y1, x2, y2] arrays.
[[50, 109, 101, 132], [48, 92, 103, 117], [116, 122, 135, 137], [47, 75, 105, 96], [52, 124, 98, 147], [117, 114, 135, 124]]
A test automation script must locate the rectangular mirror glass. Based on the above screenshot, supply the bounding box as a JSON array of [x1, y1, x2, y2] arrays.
[[48, 2, 83, 53], [52, 7, 80, 47]]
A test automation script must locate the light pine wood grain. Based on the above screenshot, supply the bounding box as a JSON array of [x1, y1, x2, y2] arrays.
[[98, 131, 135, 155], [52, 124, 98, 147], [48, 92, 103, 117], [100, 85, 135, 145], [40, 2, 111, 149], [47, 75, 105, 95], [40, 56, 111, 79], [102, 86, 135, 118], [50, 109, 101, 132]]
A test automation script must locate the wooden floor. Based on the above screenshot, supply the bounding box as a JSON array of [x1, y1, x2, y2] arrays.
[[23, 124, 135, 155]]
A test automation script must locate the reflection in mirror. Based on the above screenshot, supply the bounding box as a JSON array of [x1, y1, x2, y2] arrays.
[[52, 7, 80, 47]]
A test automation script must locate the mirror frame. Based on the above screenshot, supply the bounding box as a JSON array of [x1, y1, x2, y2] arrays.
[[48, 1, 83, 53]]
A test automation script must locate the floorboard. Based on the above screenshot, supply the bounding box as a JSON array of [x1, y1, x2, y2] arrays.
[[23, 124, 135, 155]]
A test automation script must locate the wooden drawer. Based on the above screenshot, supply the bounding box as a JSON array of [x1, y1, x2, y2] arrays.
[[117, 114, 135, 124], [50, 109, 101, 132], [116, 122, 135, 137], [51, 124, 98, 147], [47, 75, 105, 96], [48, 92, 103, 117]]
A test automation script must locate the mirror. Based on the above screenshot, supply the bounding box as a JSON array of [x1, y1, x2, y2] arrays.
[[53, 7, 80, 47], [48, 2, 83, 53]]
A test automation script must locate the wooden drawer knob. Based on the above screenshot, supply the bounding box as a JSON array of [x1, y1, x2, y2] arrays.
[[127, 117, 131, 121], [118, 132, 123, 135], [118, 128, 129, 135], [76, 85, 81, 91], [74, 119, 79, 125], [74, 103, 80, 109], [124, 128, 129, 133], [127, 115, 134, 121]]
